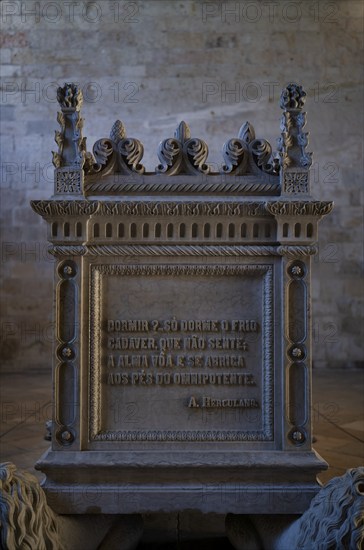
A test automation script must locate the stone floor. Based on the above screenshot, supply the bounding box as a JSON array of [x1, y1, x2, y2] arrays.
[[1, 367, 363, 546]]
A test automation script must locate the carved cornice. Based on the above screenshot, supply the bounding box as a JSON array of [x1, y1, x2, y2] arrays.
[[93, 201, 268, 217], [266, 201, 334, 217], [32, 198, 333, 222], [32, 199, 333, 220], [31, 200, 98, 217]]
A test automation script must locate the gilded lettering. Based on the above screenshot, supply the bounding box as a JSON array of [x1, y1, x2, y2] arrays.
[[200, 396, 260, 408], [187, 396, 199, 408], [231, 320, 258, 332], [205, 355, 246, 368], [159, 337, 182, 351], [207, 337, 248, 350], [107, 320, 149, 332], [108, 337, 157, 350]]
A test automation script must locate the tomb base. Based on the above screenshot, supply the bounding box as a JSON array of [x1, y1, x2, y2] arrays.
[[36, 449, 327, 514]]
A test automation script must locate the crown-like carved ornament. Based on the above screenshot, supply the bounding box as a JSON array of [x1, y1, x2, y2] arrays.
[[50, 82, 315, 197]]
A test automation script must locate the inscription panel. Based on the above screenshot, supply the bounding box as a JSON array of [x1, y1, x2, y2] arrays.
[[89, 263, 274, 442]]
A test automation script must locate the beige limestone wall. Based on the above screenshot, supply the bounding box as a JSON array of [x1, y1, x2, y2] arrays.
[[0, 0, 363, 372]]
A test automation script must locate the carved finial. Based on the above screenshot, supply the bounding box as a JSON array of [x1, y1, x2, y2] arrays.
[[156, 121, 209, 175], [56, 83, 83, 111], [52, 83, 85, 194], [238, 122, 255, 144], [175, 121, 191, 143], [278, 83, 312, 195], [110, 120, 126, 144], [280, 83, 306, 111]]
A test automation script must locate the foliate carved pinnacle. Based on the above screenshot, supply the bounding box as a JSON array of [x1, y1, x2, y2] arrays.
[[52, 84, 86, 194], [278, 83, 312, 192], [156, 121, 210, 175], [110, 119, 126, 143]]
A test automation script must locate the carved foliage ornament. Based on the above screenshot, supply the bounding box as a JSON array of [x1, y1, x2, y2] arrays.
[[56, 83, 83, 111], [222, 122, 280, 177], [31, 200, 98, 217], [52, 82, 312, 186], [94, 200, 268, 217], [84, 119, 145, 176], [266, 201, 334, 217], [31, 199, 332, 218], [156, 121, 210, 175]]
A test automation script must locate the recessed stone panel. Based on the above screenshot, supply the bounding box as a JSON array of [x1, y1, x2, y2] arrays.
[[88, 263, 274, 443]]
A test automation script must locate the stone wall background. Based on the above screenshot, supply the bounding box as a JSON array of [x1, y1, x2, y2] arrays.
[[0, 0, 362, 373]]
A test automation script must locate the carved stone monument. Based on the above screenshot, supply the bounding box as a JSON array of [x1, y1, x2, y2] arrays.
[[31, 83, 332, 515]]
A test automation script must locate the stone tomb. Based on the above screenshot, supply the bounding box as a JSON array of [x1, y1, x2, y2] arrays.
[[31, 83, 332, 515]]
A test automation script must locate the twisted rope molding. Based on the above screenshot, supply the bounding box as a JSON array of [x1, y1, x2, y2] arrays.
[[49, 245, 86, 256], [48, 244, 318, 257], [277, 245, 318, 257], [84, 179, 280, 195], [86, 244, 278, 256]]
